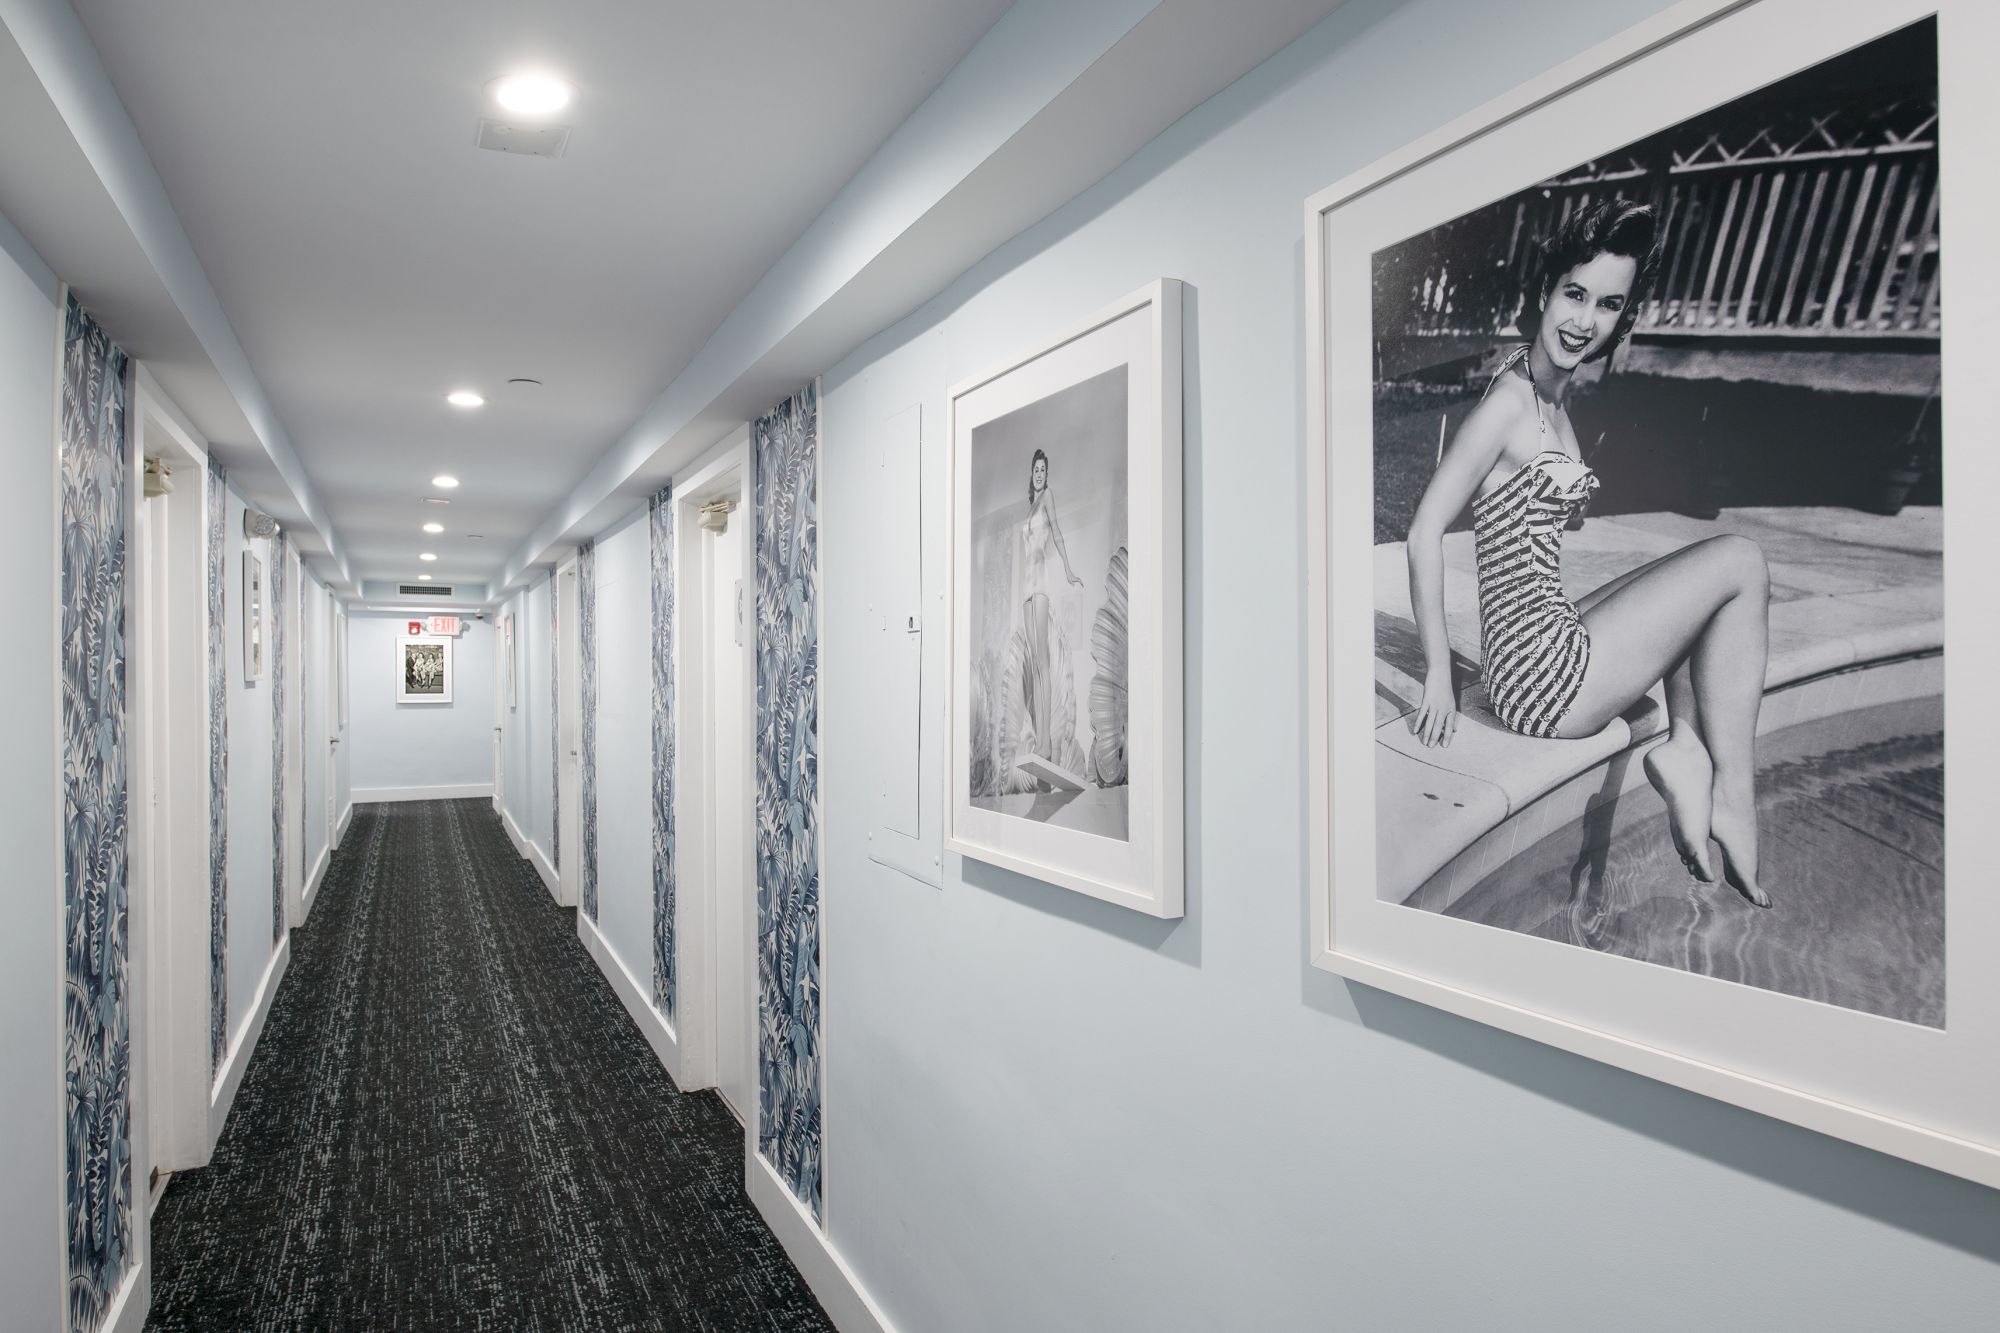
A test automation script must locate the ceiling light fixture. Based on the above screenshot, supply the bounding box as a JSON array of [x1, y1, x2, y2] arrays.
[[419, 552, 439, 562], [423, 522, 444, 534], [447, 389, 485, 408], [432, 475, 460, 489], [492, 72, 572, 117], [418, 574, 433, 581]]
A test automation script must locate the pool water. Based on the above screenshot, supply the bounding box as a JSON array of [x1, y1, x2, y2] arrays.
[[1441, 694, 1945, 1027]]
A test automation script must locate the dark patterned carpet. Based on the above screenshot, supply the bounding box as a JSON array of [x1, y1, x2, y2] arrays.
[[146, 799, 833, 1332]]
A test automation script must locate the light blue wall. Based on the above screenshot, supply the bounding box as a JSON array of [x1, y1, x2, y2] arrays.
[[0, 203, 63, 1333], [223, 483, 279, 1046], [816, 1, 2000, 1330], [589, 509, 657, 987], [346, 613, 496, 795]]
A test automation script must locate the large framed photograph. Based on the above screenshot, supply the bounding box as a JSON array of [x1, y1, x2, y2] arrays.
[[397, 633, 453, 705], [947, 279, 1184, 917], [502, 611, 517, 710], [1307, 0, 1998, 1186], [242, 550, 264, 682]]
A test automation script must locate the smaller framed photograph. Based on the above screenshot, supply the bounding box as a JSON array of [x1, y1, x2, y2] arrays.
[[503, 612, 517, 710], [242, 551, 264, 681], [946, 278, 1184, 917], [397, 634, 453, 705]]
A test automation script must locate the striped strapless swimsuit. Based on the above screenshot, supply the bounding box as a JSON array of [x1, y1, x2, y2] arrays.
[[1473, 448, 1600, 738]]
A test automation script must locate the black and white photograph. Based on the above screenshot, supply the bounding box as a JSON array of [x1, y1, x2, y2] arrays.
[[949, 279, 1182, 917], [966, 365, 1132, 842], [397, 635, 452, 704], [1369, 18, 1943, 1024], [242, 550, 265, 681]]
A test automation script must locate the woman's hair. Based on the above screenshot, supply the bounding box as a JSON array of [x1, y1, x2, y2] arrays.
[[1526, 197, 1663, 353], [1028, 448, 1049, 506]]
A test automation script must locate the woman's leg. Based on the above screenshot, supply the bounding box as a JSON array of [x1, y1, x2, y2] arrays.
[[1576, 561, 1711, 880], [1555, 534, 1771, 905]]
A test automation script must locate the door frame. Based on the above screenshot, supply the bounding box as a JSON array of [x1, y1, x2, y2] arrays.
[[127, 372, 215, 1184], [556, 553, 583, 908], [281, 542, 305, 928], [670, 428, 756, 1115]]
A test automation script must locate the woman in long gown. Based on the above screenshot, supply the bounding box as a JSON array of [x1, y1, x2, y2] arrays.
[[1008, 448, 1086, 787]]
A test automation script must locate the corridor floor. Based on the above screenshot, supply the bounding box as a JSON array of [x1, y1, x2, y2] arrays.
[[145, 799, 833, 1332]]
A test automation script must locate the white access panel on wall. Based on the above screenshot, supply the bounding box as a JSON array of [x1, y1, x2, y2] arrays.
[[866, 402, 940, 886]]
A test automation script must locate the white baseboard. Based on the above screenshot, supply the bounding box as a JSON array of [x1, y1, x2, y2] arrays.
[[353, 782, 494, 803], [209, 934, 290, 1147], [300, 845, 330, 925], [103, 1258, 149, 1333], [335, 801, 354, 846], [749, 1154, 897, 1333], [577, 911, 681, 1086], [500, 806, 559, 897]]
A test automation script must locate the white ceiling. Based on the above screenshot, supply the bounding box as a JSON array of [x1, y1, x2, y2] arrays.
[[74, 0, 1013, 589]]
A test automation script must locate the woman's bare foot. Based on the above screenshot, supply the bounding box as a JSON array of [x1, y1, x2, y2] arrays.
[[1643, 733, 1714, 882], [1708, 779, 1770, 908]]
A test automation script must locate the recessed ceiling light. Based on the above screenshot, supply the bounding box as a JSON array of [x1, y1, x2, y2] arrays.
[[432, 475, 460, 489], [423, 522, 444, 534], [492, 72, 572, 117], [447, 390, 485, 408], [419, 552, 439, 562], [417, 574, 433, 581]]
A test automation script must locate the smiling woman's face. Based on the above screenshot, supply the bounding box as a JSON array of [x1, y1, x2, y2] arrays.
[[1539, 250, 1639, 370], [1031, 455, 1047, 494]]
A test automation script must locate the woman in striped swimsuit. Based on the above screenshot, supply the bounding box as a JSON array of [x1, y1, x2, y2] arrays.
[[1403, 199, 1773, 908]]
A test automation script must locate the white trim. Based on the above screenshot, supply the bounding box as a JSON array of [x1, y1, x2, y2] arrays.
[[208, 935, 290, 1148], [334, 800, 354, 847], [577, 911, 683, 1087], [501, 805, 559, 897], [102, 1260, 149, 1333], [748, 1153, 897, 1333], [301, 844, 331, 924], [48, 287, 70, 1319], [352, 782, 494, 803]]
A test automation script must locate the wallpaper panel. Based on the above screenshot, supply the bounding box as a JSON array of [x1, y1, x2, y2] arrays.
[[550, 579, 560, 877], [754, 382, 822, 1219], [206, 464, 227, 1074], [650, 486, 677, 1017], [59, 292, 131, 1333], [579, 540, 599, 920], [270, 534, 286, 944]]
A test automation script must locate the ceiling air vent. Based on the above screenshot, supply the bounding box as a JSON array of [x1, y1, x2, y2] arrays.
[[399, 584, 455, 597], [475, 118, 570, 158]]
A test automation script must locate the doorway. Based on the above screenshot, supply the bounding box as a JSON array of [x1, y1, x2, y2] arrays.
[[128, 384, 215, 1198], [557, 557, 583, 908], [674, 432, 756, 1127]]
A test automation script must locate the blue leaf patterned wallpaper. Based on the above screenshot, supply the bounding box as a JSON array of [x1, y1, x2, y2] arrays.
[[754, 382, 823, 1219], [206, 463, 228, 1075], [270, 533, 287, 944], [579, 540, 599, 921], [550, 579, 560, 878], [60, 292, 131, 1333], [649, 486, 677, 1018]]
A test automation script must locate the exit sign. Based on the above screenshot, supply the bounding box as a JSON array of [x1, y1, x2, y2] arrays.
[[427, 615, 460, 637]]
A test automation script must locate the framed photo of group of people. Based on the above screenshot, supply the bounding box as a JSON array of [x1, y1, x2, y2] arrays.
[[1307, 0, 1995, 1187]]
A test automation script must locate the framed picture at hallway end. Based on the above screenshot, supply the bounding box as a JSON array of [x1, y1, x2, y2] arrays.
[[1306, 0, 1998, 1187], [397, 633, 453, 705], [946, 278, 1184, 917]]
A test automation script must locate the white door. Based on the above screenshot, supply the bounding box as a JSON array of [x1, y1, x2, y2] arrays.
[[132, 478, 172, 1204], [707, 498, 754, 1123], [493, 620, 506, 815], [557, 564, 583, 907]]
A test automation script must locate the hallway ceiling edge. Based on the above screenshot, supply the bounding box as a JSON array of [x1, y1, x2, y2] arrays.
[[480, 0, 1345, 608], [0, 6, 356, 595]]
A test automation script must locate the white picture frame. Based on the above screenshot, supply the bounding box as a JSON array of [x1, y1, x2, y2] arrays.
[[241, 550, 264, 682], [396, 633, 453, 705], [503, 612, 517, 710], [1306, 0, 1995, 1187], [945, 278, 1184, 918]]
